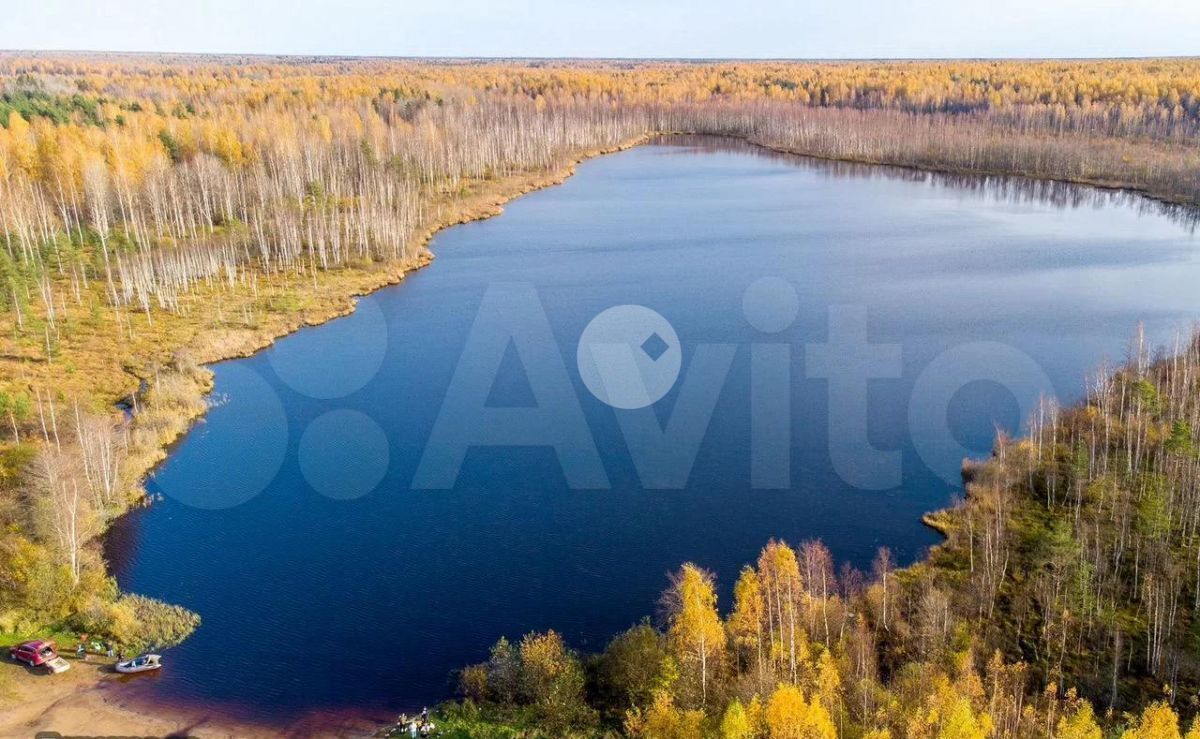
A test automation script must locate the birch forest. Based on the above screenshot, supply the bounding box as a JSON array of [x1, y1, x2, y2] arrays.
[[451, 335, 1200, 737], [3, 54, 1200, 735]]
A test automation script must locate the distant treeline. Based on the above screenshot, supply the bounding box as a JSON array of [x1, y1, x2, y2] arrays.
[[3, 58, 1200, 331]]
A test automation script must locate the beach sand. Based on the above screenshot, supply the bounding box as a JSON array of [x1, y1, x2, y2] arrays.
[[0, 657, 379, 739]]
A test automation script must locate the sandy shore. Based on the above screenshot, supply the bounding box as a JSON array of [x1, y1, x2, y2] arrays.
[[0, 656, 386, 738], [1, 658, 253, 738]]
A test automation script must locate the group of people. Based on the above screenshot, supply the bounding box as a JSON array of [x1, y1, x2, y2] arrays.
[[74, 634, 125, 663], [392, 707, 435, 737]]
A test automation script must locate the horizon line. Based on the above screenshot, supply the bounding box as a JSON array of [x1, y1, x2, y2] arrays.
[[2, 49, 1198, 63]]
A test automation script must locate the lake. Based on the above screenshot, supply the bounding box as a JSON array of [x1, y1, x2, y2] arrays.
[[106, 135, 1199, 724]]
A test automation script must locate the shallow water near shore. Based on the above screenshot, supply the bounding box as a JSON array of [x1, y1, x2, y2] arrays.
[[106, 135, 1200, 723]]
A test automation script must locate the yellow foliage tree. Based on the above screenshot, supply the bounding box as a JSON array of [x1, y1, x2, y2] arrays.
[[1121, 703, 1183, 739], [665, 563, 726, 707], [1056, 701, 1102, 739], [766, 684, 836, 739], [907, 675, 993, 739], [721, 699, 754, 739], [1186, 716, 1200, 739], [813, 648, 843, 721], [729, 565, 766, 688], [627, 690, 706, 739]]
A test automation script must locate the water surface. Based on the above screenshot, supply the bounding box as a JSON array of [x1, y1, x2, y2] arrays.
[[107, 136, 1199, 723]]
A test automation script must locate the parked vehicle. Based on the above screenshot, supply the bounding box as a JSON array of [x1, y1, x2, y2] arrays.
[[8, 640, 59, 668], [115, 654, 162, 674]]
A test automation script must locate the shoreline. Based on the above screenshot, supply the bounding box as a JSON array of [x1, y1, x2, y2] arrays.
[[688, 130, 1200, 212], [0, 656, 385, 738], [1, 133, 656, 738], [6, 130, 1193, 736], [105, 130, 659, 546]]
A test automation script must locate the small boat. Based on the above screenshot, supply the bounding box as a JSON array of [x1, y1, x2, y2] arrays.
[[115, 654, 163, 674]]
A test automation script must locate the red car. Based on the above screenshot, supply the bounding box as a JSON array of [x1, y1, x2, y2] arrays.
[[8, 640, 58, 668]]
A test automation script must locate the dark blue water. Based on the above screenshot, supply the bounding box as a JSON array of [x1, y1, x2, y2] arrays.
[[107, 136, 1199, 724]]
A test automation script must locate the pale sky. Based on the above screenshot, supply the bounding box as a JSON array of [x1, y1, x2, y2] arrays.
[[2, 0, 1198, 59]]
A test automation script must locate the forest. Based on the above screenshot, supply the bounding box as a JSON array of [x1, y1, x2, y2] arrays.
[[438, 330, 1200, 737], [2, 54, 1200, 734]]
